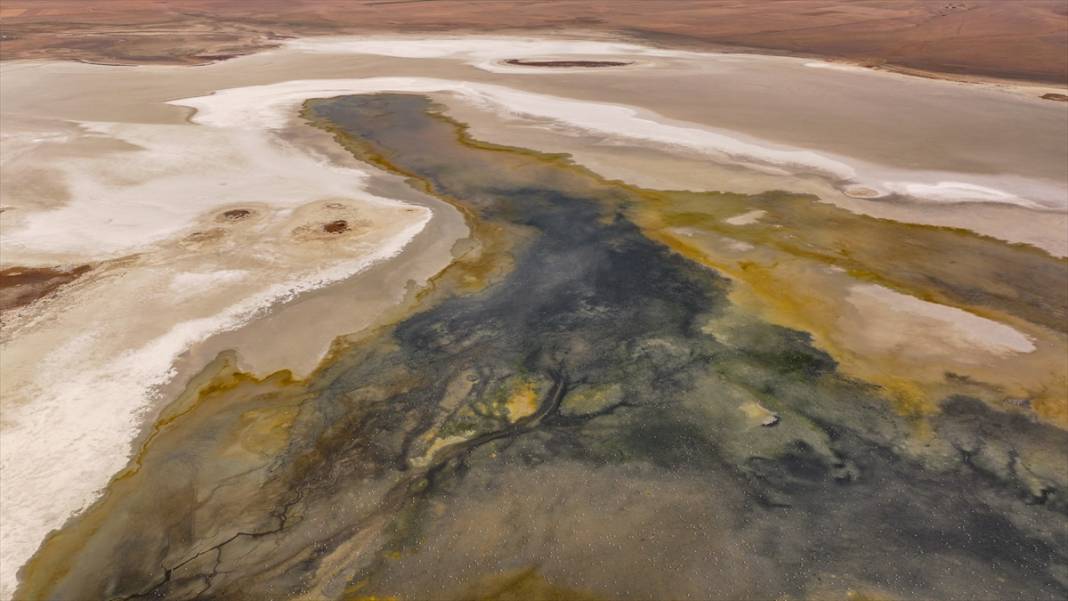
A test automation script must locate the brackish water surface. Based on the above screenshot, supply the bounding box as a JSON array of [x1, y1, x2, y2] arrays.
[[17, 94, 1068, 601]]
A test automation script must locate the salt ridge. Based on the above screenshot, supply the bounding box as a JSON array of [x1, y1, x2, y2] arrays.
[[173, 75, 1061, 209]]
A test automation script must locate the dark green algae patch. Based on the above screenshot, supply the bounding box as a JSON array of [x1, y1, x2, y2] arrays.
[[17, 94, 1068, 601]]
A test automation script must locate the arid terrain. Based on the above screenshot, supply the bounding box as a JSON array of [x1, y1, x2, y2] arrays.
[[2, 0, 1067, 83], [1, 3, 1066, 601]]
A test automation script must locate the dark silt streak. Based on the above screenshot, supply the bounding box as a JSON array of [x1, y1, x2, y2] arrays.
[[16, 94, 1068, 601], [0, 264, 91, 312], [503, 59, 633, 67]]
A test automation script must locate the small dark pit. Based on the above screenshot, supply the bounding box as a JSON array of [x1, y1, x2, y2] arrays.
[[323, 220, 350, 234], [222, 209, 251, 221], [195, 54, 239, 62], [505, 59, 632, 68]]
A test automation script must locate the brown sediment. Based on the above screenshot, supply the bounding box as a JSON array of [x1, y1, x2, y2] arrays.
[[181, 228, 226, 245], [0, 265, 90, 312], [504, 59, 631, 68], [13, 351, 306, 598], [220, 208, 252, 221], [323, 219, 350, 234], [290, 216, 371, 240], [444, 568, 605, 601], [1041, 92, 1068, 101], [193, 53, 240, 62]]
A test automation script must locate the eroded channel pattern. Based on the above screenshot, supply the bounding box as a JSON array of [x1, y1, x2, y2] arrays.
[[16, 94, 1068, 601]]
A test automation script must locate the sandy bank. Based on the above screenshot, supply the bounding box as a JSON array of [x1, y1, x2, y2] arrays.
[[0, 68, 463, 600]]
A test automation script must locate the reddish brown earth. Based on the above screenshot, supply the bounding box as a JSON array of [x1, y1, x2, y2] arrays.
[[1, 0, 1066, 83], [322, 219, 349, 234], [0, 265, 90, 312]]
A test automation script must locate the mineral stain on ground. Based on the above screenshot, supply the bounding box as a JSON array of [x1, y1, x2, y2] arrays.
[[15, 94, 1068, 601]]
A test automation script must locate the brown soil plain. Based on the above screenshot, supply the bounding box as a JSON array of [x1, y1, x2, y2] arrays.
[[1, 0, 1067, 83]]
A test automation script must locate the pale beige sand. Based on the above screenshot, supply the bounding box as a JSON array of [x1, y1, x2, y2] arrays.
[[440, 100, 1068, 256], [3, 37, 1066, 208], [482, 54, 1068, 191], [724, 210, 766, 226], [165, 177, 467, 389], [843, 284, 1036, 357]]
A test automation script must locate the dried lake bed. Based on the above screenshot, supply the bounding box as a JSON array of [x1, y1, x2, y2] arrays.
[[1, 35, 1066, 601]]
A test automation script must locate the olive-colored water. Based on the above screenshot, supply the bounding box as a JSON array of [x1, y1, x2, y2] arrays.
[[16, 95, 1068, 601]]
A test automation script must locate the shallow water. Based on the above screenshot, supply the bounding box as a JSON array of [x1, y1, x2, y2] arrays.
[[16, 94, 1067, 601]]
